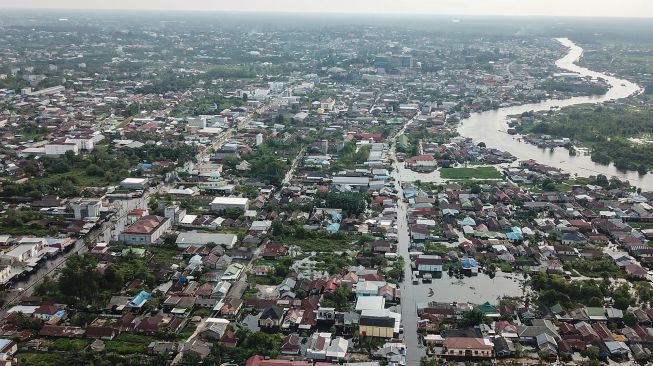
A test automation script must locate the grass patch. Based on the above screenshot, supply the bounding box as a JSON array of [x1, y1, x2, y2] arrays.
[[177, 323, 197, 341], [49, 338, 90, 352], [16, 353, 66, 365], [440, 166, 502, 180], [284, 236, 353, 252], [105, 333, 153, 355]]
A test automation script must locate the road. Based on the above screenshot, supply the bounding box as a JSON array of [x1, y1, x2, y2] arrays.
[[197, 82, 297, 162], [388, 115, 425, 365], [0, 192, 149, 313], [273, 146, 305, 200]]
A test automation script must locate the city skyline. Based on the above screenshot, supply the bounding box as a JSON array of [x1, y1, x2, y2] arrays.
[[2, 0, 653, 18]]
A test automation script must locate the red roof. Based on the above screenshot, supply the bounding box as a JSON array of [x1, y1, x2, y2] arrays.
[[443, 337, 493, 350], [246, 355, 313, 366], [123, 215, 167, 235]]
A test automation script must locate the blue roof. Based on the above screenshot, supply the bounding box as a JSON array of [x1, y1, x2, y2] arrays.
[[331, 213, 342, 222], [506, 232, 522, 241], [129, 291, 151, 308], [462, 258, 478, 268], [0, 339, 12, 350], [459, 217, 476, 226], [326, 223, 340, 233], [512, 226, 523, 234]]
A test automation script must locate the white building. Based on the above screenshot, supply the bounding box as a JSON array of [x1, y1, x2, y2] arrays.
[[175, 231, 238, 249], [118, 216, 171, 245], [70, 198, 102, 220], [120, 177, 149, 190], [65, 133, 104, 151], [210, 197, 249, 212], [44, 142, 79, 156]]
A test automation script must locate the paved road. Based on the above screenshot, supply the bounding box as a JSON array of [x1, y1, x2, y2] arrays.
[[0, 193, 149, 313], [273, 146, 306, 200], [388, 115, 426, 365]]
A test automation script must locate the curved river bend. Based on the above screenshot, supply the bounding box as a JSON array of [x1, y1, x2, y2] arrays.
[[457, 38, 650, 190]]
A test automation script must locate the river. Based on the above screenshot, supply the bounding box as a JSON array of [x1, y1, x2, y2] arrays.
[[457, 38, 651, 190]]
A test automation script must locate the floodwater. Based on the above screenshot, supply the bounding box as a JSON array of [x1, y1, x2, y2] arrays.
[[412, 273, 524, 305], [457, 38, 651, 190]]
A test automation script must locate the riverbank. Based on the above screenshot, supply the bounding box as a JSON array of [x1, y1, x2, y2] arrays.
[[457, 38, 650, 190]]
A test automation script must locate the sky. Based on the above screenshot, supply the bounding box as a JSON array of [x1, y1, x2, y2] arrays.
[[2, 0, 652, 18]]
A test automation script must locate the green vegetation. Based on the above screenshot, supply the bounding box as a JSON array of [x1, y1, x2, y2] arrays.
[[530, 273, 636, 309], [16, 353, 66, 366], [331, 141, 371, 171], [386, 256, 405, 283], [208, 330, 283, 365], [0, 208, 52, 236], [169, 94, 242, 117], [440, 166, 502, 180], [541, 80, 608, 95], [1, 143, 196, 198], [568, 258, 623, 278], [49, 338, 90, 352], [314, 191, 370, 215], [283, 234, 353, 252], [523, 104, 653, 173], [34, 251, 160, 307], [105, 333, 153, 354], [457, 308, 491, 328], [320, 285, 353, 311], [237, 138, 301, 186]]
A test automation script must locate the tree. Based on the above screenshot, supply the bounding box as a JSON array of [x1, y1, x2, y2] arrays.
[[164, 233, 178, 247], [57, 255, 102, 305], [271, 219, 284, 237], [321, 285, 351, 311], [457, 308, 490, 327]]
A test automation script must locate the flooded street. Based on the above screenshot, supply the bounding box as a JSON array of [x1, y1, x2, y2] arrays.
[[389, 38, 643, 361], [412, 273, 524, 305]]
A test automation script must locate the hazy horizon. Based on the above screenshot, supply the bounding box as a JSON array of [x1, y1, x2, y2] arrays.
[[2, 0, 652, 19]]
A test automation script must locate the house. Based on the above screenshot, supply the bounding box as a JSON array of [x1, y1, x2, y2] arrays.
[[280, 334, 302, 355], [39, 325, 85, 338], [211, 281, 231, 300], [326, 337, 349, 361], [175, 231, 238, 249], [493, 337, 515, 357], [84, 326, 117, 340], [355, 296, 385, 312], [0, 339, 17, 361], [118, 216, 171, 245], [441, 337, 494, 359], [604, 341, 630, 359], [561, 232, 587, 246], [414, 255, 443, 277], [218, 330, 239, 348], [245, 355, 312, 366], [259, 305, 285, 328], [200, 319, 229, 341], [33, 305, 64, 321], [306, 332, 331, 360], [261, 243, 289, 260], [536, 333, 558, 359], [359, 309, 400, 338]]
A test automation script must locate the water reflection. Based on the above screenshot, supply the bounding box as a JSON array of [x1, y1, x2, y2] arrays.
[[457, 38, 650, 189]]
